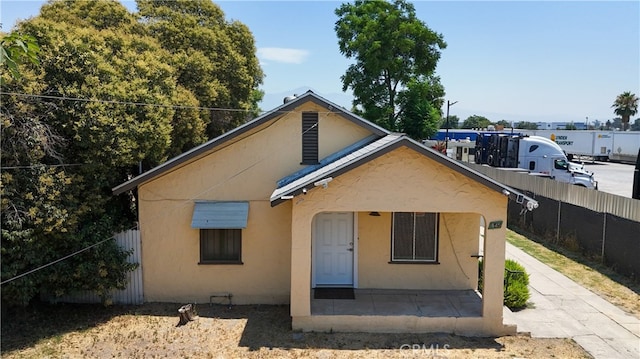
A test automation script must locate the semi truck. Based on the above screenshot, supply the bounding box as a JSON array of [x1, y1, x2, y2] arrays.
[[512, 130, 612, 161], [474, 133, 598, 189]]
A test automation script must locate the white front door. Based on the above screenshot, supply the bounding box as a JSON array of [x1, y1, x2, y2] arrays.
[[313, 212, 354, 287]]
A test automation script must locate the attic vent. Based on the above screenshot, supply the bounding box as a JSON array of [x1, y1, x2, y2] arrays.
[[301, 112, 319, 164]]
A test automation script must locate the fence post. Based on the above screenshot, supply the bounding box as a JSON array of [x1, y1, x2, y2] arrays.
[[601, 213, 607, 264], [556, 201, 561, 243]]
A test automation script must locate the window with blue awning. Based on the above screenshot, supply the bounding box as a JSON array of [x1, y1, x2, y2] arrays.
[[191, 201, 249, 229]]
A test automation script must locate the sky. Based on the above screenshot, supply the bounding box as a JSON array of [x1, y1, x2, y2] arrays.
[[2, 0, 639, 125]]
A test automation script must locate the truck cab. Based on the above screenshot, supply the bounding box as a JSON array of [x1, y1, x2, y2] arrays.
[[519, 136, 597, 189], [476, 133, 598, 189]]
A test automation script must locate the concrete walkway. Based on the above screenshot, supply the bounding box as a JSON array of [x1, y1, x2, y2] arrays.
[[503, 243, 640, 358]]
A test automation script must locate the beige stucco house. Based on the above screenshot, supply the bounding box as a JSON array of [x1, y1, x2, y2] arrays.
[[113, 91, 537, 336]]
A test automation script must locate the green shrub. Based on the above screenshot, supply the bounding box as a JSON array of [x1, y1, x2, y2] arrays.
[[504, 259, 530, 309], [477, 258, 531, 310], [504, 280, 530, 309]]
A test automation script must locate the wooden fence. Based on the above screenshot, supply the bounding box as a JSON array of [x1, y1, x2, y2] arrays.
[[46, 229, 143, 305]]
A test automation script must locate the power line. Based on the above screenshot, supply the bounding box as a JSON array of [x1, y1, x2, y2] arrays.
[[1, 163, 84, 170], [0, 230, 134, 285], [0, 91, 251, 113], [1, 91, 348, 115]]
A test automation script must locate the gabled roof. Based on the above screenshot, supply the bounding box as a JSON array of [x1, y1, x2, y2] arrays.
[[270, 133, 539, 210], [112, 90, 390, 195]]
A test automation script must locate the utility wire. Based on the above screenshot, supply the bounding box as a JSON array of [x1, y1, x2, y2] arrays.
[[0, 91, 346, 115], [1, 163, 84, 170], [0, 229, 135, 285], [0, 91, 250, 113]]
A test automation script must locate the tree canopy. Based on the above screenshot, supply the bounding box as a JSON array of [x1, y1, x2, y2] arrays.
[[461, 115, 491, 129], [334, 0, 446, 140], [515, 121, 538, 130], [1, 0, 263, 307], [612, 91, 639, 131], [137, 0, 264, 139]]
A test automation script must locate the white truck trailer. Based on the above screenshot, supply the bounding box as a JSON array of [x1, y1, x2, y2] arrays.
[[518, 130, 613, 161], [610, 132, 640, 163]]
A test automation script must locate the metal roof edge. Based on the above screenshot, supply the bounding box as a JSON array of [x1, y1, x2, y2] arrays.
[[271, 135, 538, 210]]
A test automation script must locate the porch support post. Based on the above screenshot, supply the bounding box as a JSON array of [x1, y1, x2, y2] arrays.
[[290, 208, 312, 317], [482, 222, 506, 331]]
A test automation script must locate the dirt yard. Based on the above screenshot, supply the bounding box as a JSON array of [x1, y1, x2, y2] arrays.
[[1, 302, 591, 358]]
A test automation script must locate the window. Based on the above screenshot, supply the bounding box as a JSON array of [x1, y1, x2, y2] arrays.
[[200, 229, 242, 264], [554, 159, 569, 170], [391, 212, 438, 262], [301, 112, 319, 164], [191, 201, 248, 265]]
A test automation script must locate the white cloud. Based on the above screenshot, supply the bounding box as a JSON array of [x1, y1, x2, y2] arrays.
[[257, 47, 309, 64]]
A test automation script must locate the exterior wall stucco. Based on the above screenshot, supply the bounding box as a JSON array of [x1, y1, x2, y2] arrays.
[[290, 146, 509, 334], [137, 102, 374, 304], [357, 211, 480, 290]]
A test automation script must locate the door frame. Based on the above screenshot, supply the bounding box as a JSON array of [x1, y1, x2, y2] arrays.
[[311, 212, 358, 288]]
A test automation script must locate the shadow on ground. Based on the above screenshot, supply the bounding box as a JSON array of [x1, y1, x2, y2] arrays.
[[200, 304, 506, 352], [1, 301, 508, 354]]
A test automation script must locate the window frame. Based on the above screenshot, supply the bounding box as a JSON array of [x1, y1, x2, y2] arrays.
[[199, 228, 243, 265], [390, 212, 439, 264]]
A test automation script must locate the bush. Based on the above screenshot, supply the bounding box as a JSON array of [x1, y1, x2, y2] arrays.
[[504, 259, 530, 309], [477, 259, 531, 310]]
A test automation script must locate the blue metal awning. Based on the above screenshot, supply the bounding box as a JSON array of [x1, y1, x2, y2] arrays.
[[191, 201, 249, 229]]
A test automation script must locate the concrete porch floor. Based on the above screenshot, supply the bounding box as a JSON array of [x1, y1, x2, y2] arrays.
[[311, 289, 483, 317]]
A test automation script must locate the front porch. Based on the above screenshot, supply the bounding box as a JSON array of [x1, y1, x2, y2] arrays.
[[297, 288, 514, 335], [311, 289, 482, 317]]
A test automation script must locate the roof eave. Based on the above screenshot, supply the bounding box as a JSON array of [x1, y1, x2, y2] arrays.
[[271, 137, 538, 210], [113, 91, 389, 195]]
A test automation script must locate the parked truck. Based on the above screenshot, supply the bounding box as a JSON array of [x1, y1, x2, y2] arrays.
[[474, 133, 598, 189], [517, 130, 613, 161]]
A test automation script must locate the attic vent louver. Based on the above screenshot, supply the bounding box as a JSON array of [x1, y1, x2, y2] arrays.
[[301, 112, 319, 164]]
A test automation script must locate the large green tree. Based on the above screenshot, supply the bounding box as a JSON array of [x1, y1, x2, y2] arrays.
[[1, 32, 40, 83], [137, 0, 264, 139], [612, 91, 639, 131], [461, 115, 491, 129], [335, 0, 446, 138]]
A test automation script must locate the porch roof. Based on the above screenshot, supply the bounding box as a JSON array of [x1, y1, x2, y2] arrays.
[[270, 134, 539, 211]]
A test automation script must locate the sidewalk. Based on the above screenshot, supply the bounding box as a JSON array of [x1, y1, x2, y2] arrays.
[[503, 243, 640, 358]]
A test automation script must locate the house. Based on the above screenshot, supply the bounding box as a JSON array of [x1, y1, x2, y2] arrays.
[[113, 91, 538, 335]]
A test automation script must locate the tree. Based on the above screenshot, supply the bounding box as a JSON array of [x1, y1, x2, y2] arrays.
[[612, 91, 639, 131], [440, 115, 459, 129], [515, 121, 538, 130], [1, 32, 40, 83], [461, 115, 491, 129], [335, 0, 446, 132], [137, 0, 264, 139], [396, 79, 441, 140], [1, 0, 185, 307], [564, 122, 577, 130], [495, 120, 510, 129]]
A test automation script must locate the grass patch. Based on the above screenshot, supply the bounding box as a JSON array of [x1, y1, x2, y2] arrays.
[[1, 302, 591, 358], [506, 228, 640, 318]]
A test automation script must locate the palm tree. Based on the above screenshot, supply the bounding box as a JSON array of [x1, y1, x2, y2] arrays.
[[612, 92, 639, 131]]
